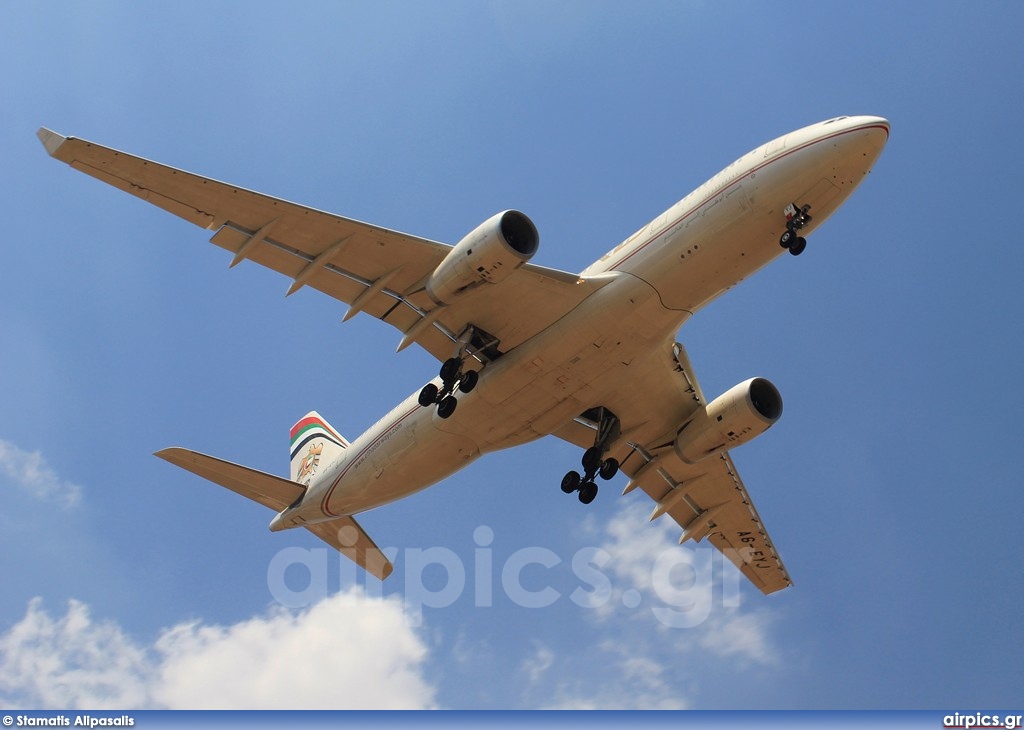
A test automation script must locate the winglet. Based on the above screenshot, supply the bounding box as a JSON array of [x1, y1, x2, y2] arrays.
[[37, 127, 68, 157]]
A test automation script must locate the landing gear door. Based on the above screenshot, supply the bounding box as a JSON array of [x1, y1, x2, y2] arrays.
[[797, 178, 841, 223]]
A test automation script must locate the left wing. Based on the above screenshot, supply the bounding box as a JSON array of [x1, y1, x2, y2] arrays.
[[552, 341, 792, 594], [38, 128, 599, 363]]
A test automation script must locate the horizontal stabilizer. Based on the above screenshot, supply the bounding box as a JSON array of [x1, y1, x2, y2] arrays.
[[304, 517, 394, 580], [156, 447, 304, 512]]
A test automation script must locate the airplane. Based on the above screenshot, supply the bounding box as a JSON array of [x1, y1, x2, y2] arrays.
[[38, 115, 889, 591]]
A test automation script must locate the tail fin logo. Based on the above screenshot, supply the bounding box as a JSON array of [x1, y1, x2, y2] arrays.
[[290, 411, 349, 486], [295, 442, 324, 485]]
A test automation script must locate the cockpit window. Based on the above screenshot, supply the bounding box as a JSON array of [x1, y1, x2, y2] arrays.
[[823, 116, 849, 125]]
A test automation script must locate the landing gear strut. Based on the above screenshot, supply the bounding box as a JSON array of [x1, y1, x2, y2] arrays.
[[779, 202, 811, 257], [561, 408, 621, 504], [418, 328, 482, 419], [418, 356, 478, 419]]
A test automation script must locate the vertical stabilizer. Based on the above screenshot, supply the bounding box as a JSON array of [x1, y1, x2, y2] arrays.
[[289, 411, 349, 486]]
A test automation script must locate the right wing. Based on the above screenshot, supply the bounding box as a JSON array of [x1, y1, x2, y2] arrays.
[[552, 342, 792, 595], [38, 128, 600, 363]]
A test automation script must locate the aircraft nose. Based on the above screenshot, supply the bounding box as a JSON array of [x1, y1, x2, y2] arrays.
[[856, 115, 889, 129], [822, 115, 889, 167], [849, 115, 890, 146]]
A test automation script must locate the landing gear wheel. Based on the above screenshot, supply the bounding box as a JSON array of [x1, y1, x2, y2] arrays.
[[418, 383, 439, 407], [582, 446, 603, 473], [561, 406, 619, 503], [437, 395, 458, 419], [440, 357, 461, 383], [458, 370, 479, 393], [781, 203, 812, 252], [561, 470, 582, 494], [598, 458, 619, 481]]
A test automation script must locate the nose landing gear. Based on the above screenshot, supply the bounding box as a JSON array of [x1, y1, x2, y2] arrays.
[[779, 202, 811, 256], [561, 408, 621, 504]]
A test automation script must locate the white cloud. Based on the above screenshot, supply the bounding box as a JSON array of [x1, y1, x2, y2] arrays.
[[580, 645, 686, 710], [595, 500, 778, 660], [0, 500, 783, 711], [0, 598, 149, 709], [0, 440, 82, 508], [544, 645, 687, 710], [533, 501, 784, 709], [522, 642, 554, 683], [697, 609, 776, 666], [598, 501, 681, 598], [516, 501, 786, 704], [152, 592, 435, 709], [0, 590, 437, 710]]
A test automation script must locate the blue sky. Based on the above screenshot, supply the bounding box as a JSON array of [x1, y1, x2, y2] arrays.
[[2, 0, 1023, 710]]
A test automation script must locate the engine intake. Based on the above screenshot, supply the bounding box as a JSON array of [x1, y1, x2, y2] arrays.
[[674, 377, 783, 464], [426, 210, 539, 304]]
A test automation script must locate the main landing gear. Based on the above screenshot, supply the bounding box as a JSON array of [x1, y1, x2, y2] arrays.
[[418, 326, 495, 419], [779, 202, 811, 256], [418, 356, 478, 419], [560, 408, 621, 505]]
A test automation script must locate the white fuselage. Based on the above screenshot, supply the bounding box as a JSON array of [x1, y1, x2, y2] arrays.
[[277, 116, 889, 527]]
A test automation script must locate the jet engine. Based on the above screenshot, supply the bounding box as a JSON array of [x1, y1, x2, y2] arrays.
[[426, 210, 539, 304], [674, 377, 783, 464]]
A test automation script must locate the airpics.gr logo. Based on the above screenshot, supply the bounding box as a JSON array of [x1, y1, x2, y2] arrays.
[[266, 525, 749, 628], [943, 713, 1024, 729]]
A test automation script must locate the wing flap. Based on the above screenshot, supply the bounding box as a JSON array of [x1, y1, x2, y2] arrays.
[[155, 447, 305, 513], [656, 453, 791, 594], [630, 450, 791, 595]]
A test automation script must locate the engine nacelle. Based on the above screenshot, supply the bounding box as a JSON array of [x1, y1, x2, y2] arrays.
[[426, 210, 539, 304], [674, 377, 783, 464]]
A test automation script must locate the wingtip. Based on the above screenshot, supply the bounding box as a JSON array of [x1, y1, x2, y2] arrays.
[[37, 127, 68, 157], [154, 447, 188, 463]]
